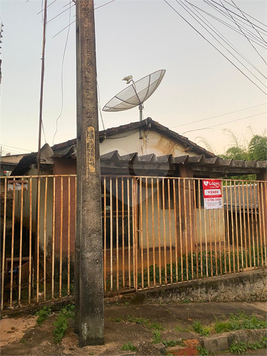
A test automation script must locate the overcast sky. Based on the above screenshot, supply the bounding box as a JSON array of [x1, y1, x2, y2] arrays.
[[0, 0, 266, 157]]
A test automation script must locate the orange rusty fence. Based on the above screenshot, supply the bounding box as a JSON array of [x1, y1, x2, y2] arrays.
[[0, 175, 266, 310]]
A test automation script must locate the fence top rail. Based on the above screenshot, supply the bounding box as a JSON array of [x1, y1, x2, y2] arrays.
[[0, 174, 265, 184]]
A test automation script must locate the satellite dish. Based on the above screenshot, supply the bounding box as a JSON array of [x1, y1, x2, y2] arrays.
[[103, 69, 166, 121]]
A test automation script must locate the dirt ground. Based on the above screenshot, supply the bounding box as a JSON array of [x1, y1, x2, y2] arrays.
[[1, 301, 267, 355]]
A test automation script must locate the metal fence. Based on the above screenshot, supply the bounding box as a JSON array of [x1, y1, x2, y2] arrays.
[[1, 175, 266, 310]]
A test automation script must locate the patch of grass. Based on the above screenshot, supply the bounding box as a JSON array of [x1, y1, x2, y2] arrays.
[[197, 346, 209, 356], [175, 325, 191, 332], [36, 306, 52, 325], [121, 342, 136, 351], [193, 321, 211, 336], [162, 339, 184, 347], [126, 315, 164, 330], [229, 341, 247, 354], [214, 313, 267, 333], [152, 330, 162, 344], [248, 337, 267, 350], [53, 304, 75, 343]]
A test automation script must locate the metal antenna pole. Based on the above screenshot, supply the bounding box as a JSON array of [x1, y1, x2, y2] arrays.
[[37, 0, 47, 175], [139, 104, 144, 122]]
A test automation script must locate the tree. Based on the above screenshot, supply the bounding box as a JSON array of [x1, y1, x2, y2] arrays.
[[248, 135, 267, 161]]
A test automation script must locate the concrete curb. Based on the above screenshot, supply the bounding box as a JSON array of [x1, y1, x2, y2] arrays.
[[200, 328, 267, 353]]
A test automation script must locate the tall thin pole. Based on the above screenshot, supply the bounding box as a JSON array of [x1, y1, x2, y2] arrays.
[[76, 0, 104, 346], [37, 0, 47, 175]]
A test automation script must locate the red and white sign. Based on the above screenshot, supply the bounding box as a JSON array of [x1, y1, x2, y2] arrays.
[[202, 179, 222, 209]]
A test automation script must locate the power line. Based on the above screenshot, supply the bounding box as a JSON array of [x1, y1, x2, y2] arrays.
[[164, 0, 267, 95], [176, 0, 267, 85], [182, 111, 267, 134], [184, 0, 267, 79], [171, 103, 267, 129]]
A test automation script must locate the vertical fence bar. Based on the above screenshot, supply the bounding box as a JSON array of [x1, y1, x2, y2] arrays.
[[242, 183, 248, 268], [103, 178, 107, 292], [59, 177, 63, 298], [183, 179, 188, 281], [173, 179, 178, 282], [132, 178, 138, 290], [197, 180, 203, 277], [18, 181, 24, 305], [116, 178, 119, 290], [146, 178, 150, 287], [43, 177, 47, 301], [162, 179, 167, 284], [110, 178, 113, 291], [67, 176, 71, 295], [139, 178, 144, 288], [151, 178, 156, 287], [229, 182, 235, 272], [28, 178, 32, 304], [257, 182, 263, 267], [249, 182, 256, 267], [203, 193, 208, 278], [246, 182, 252, 267], [253, 182, 259, 266], [121, 178, 125, 288], [225, 180, 231, 273], [157, 179, 162, 285], [233, 181, 239, 272], [213, 206, 218, 276], [221, 181, 226, 274], [188, 180, 193, 280], [208, 208, 213, 277], [193, 180, 198, 279], [168, 179, 173, 284], [10, 181, 16, 307], [178, 179, 183, 281], [1, 178, 7, 311], [238, 183, 244, 269], [52, 177, 55, 299], [260, 182, 267, 266], [127, 178, 131, 288], [36, 178, 40, 303]]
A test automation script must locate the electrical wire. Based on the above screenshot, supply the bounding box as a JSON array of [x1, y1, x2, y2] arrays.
[[164, 0, 267, 95], [182, 111, 267, 135], [218, 0, 266, 64], [52, 0, 72, 145], [46, 2, 75, 24], [171, 103, 267, 129], [183, 0, 267, 79], [187, 1, 267, 48], [177, 0, 267, 86], [229, 0, 267, 44], [37, 0, 58, 15]]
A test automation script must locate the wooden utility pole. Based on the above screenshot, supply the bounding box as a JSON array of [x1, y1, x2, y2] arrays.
[[75, 0, 104, 346]]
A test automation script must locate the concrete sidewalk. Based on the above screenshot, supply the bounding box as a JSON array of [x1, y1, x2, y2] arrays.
[[1, 300, 266, 355]]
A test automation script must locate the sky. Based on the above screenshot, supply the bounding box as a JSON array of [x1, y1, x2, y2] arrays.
[[0, 0, 266, 157]]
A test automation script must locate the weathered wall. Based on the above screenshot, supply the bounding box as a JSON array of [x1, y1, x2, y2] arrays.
[[122, 268, 267, 303], [100, 129, 196, 157]]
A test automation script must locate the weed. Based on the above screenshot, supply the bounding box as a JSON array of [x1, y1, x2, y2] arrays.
[[229, 341, 247, 354], [197, 346, 209, 356], [36, 306, 51, 325], [53, 304, 75, 343], [175, 325, 191, 332], [121, 342, 136, 351], [248, 337, 267, 350], [214, 313, 267, 333], [193, 321, 211, 336], [149, 322, 164, 330], [125, 302, 129, 306], [152, 330, 162, 344], [182, 298, 191, 304], [162, 339, 184, 347], [20, 338, 26, 344]]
